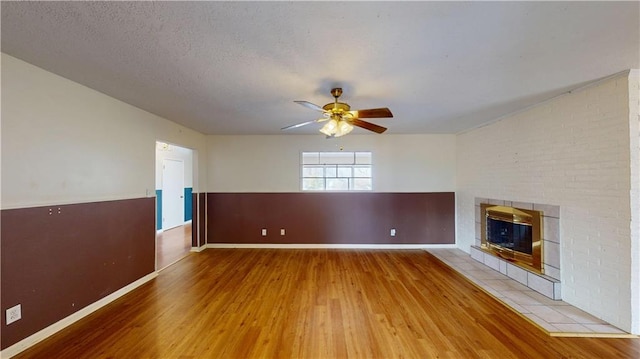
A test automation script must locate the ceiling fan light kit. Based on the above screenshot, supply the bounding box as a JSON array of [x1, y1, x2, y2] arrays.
[[284, 87, 393, 138], [319, 118, 354, 137]]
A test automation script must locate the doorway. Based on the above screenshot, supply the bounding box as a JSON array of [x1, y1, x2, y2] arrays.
[[156, 142, 193, 270]]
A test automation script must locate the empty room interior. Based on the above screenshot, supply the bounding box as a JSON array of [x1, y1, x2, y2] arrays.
[[1, 2, 640, 358]]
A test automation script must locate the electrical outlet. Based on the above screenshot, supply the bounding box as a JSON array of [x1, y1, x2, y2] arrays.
[[390, 228, 396, 237], [280, 229, 285, 236], [261, 229, 267, 236], [6, 304, 21, 325]]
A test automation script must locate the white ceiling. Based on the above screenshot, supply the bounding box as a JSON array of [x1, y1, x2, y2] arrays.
[[2, 1, 638, 135]]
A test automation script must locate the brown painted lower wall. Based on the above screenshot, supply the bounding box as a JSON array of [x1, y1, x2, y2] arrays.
[[199, 193, 207, 247], [207, 192, 455, 245], [191, 192, 207, 248], [191, 193, 198, 247], [0, 198, 155, 349]]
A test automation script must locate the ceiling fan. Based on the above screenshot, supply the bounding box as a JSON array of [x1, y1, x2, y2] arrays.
[[282, 88, 393, 137]]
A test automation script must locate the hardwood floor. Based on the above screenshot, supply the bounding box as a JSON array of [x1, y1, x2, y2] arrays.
[[14, 249, 640, 358], [156, 223, 192, 270]]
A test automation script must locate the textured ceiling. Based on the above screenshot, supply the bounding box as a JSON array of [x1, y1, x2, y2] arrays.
[[2, 1, 638, 135]]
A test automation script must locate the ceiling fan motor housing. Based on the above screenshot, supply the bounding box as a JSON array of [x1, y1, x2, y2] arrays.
[[323, 102, 351, 112], [325, 88, 350, 114]]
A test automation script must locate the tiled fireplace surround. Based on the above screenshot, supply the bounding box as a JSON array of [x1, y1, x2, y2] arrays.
[[472, 198, 561, 300]]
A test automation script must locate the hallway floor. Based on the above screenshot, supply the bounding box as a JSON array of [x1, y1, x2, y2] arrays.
[[157, 223, 192, 270]]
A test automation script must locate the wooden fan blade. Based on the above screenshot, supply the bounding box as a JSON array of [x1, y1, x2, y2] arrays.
[[294, 101, 325, 112], [349, 107, 393, 118], [349, 118, 387, 134]]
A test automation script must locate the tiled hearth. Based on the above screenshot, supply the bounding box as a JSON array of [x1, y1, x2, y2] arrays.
[[428, 248, 630, 337], [470, 246, 560, 299]]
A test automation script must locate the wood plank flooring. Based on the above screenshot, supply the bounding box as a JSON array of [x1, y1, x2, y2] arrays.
[[156, 223, 192, 270], [13, 249, 640, 358]]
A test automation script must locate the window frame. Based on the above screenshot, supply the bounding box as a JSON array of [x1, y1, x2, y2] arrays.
[[300, 151, 373, 192]]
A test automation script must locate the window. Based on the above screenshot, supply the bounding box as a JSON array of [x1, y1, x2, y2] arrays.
[[301, 151, 372, 191]]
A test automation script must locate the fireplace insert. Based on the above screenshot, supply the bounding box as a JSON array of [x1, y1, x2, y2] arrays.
[[480, 204, 543, 274]]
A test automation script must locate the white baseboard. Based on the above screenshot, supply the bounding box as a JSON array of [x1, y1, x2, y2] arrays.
[[157, 220, 193, 234], [190, 245, 207, 252], [205, 243, 457, 250], [0, 272, 158, 359]]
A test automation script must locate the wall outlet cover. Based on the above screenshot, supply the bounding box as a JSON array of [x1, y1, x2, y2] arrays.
[[6, 304, 21, 325]]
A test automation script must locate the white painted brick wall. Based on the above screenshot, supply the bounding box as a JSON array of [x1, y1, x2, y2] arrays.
[[628, 70, 640, 334], [456, 71, 638, 333]]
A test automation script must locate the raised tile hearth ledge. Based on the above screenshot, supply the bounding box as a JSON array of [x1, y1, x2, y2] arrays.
[[470, 245, 561, 300], [428, 248, 632, 337]]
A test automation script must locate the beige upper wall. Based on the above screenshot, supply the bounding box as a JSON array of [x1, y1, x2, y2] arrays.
[[1, 53, 208, 209], [2, 51, 455, 206], [207, 134, 456, 192], [2, 52, 455, 210]]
